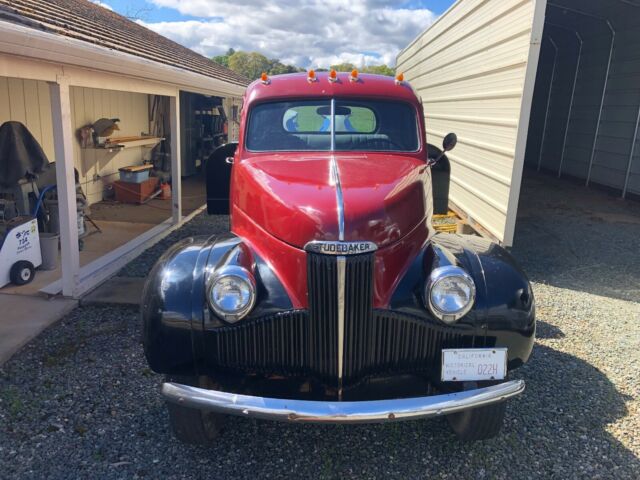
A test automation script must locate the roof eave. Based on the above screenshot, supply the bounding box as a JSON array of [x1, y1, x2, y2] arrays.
[[0, 20, 246, 97]]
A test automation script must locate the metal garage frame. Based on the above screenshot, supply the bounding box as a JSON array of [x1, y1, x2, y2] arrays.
[[544, 22, 582, 178], [541, 2, 640, 198], [546, 4, 616, 189], [536, 36, 557, 172]]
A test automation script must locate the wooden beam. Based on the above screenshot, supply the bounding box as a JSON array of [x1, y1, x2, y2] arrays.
[[170, 94, 182, 224], [49, 78, 80, 297]]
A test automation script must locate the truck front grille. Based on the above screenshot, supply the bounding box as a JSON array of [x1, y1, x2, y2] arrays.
[[205, 252, 474, 386], [207, 310, 473, 384]]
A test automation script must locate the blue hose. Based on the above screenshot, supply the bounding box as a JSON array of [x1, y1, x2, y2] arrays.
[[32, 184, 57, 217]]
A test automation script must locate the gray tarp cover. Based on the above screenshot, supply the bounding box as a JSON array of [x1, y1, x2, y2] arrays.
[[0, 121, 49, 188]]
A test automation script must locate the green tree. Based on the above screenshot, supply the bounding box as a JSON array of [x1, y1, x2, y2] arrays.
[[213, 49, 395, 80], [227, 51, 272, 80], [268, 59, 301, 75], [330, 62, 357, 72], [362, 65, 395, 76], [211, 48, 235, 68], [328, 63, 395, 77]]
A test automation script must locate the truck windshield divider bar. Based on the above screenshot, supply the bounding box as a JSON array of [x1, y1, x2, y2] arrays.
[[330, 98, 336, 152]]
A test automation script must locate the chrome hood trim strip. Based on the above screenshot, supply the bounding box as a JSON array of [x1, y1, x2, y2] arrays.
[[329, 98, 345, 241], [331, 155, 345, 241], [162, 380, 525, 424], [330, 98, 346, 395]]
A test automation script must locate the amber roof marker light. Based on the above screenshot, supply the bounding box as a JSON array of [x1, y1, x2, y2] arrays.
[[349, 69, 359, 83], [261, 72, 270, 85], [329, 69, 338, 83], [395, 72, 404, 85], [307, 69, 317, 83]]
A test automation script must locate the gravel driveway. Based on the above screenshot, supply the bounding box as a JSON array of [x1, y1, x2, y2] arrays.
[[1, 176, 639, 479]]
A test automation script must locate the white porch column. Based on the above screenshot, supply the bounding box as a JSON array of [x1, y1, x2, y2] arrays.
[[170, 93, 182, 224], [49, 78, 80, 297]]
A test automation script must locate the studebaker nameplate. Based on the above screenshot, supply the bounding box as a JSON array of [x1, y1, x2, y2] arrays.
[[304, 241, 378, 256]]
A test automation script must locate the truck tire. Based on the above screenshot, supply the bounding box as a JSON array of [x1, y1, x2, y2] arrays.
[[166, 402, 224, 445], [10, 261, 35, 286], [447, 401, 506, 441]]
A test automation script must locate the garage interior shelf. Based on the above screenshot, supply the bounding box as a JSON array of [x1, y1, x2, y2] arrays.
[[90, 136, 164, 152]]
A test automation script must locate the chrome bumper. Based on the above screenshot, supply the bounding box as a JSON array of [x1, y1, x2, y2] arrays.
[[162, 380, 525, 424]]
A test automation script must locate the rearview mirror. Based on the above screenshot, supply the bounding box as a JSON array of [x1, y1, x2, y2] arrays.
[[443, 133, 457, 152]]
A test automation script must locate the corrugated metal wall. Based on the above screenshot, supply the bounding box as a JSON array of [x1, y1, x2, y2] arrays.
[[397, 0, 545, 244], [525, 3, 640, 196]]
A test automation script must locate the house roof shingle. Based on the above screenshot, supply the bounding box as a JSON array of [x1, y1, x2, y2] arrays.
[[0, 0, 250, 88]]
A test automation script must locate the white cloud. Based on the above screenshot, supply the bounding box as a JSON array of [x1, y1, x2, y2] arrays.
[[90, 0, 114, 10], [141, 1, 435, 67]]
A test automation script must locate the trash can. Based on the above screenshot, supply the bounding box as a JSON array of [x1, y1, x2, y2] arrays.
[[39, 232, 60, 270]]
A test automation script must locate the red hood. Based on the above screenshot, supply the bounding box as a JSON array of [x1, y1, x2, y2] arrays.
[[232, 153, 432, 249]]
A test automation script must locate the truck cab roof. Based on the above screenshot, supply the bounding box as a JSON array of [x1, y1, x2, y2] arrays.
[[244, 72, 421, 108]]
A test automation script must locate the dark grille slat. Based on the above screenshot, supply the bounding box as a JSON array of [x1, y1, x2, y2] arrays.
[[308, 254, 339, 381], [343, 254, 374, 381]]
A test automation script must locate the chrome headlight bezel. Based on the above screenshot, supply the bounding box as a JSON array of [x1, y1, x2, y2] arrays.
[[425, 265, 476, 324], [206, 265, 257, 323]]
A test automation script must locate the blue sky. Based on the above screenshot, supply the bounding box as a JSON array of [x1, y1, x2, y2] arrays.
[[94, 0, 455, 67]]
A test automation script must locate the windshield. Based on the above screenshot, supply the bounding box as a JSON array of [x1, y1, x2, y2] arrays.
[[246, 99, 420, 152]]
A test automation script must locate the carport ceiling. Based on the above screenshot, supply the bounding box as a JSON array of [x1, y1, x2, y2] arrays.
[[546, 0, 640, 30]]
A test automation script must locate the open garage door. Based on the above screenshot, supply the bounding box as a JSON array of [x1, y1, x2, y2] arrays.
[[397, 0, 547, 245]]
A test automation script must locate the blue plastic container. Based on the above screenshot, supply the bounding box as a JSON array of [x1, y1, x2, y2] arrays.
[[119, 166, 152, 183]]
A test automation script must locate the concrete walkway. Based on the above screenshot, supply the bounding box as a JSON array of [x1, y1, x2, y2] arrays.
[[0, 294, 77, 365]]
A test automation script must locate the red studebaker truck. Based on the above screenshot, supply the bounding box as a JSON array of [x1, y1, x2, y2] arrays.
[[142, 71, 535, 443]]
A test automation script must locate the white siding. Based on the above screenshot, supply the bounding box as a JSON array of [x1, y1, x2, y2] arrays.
[[0, 77, 55, 161], [397, 0, 545, 245], [69, 87, 150, 205]]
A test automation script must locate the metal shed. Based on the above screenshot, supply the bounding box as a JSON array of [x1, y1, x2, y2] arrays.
[[397, 0, 640, 246]]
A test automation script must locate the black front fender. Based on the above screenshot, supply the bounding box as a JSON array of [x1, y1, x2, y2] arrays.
[[433, 234, 536, 368], [141, 233, 293, 375], [141, 237, 211, 374]]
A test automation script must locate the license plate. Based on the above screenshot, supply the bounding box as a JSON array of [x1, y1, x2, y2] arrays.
[[441, 348, 508, 382]]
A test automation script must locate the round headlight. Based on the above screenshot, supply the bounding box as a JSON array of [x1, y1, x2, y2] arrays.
[[207, 266, 256, 322], [425, 266, 475, 324]]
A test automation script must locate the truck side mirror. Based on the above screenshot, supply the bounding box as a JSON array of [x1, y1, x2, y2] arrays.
[[428, 132, 457, 166], [442, 132, 457, 152]]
